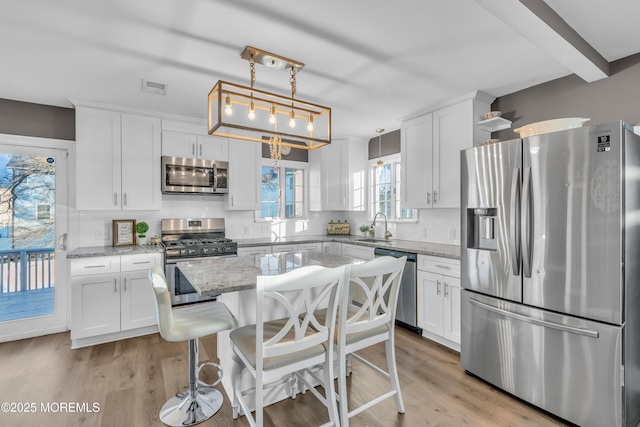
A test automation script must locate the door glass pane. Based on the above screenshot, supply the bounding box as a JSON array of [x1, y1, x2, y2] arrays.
[[285, 168, 303, 218], [0, 155, 56, 322]]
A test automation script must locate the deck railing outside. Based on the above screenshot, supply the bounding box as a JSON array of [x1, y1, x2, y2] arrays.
[[0, 248, 55, 293]]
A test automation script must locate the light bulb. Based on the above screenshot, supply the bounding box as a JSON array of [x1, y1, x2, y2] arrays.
[[269, 104, 277, 124], [248, 100, 256, 120], [224, 95, 233, 116], [289, 110, 296, 128], [306, 115, 314, 132]]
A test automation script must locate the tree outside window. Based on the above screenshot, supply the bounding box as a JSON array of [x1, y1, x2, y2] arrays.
[[369, 154, 415, 221], [260, 162, 306, 220]]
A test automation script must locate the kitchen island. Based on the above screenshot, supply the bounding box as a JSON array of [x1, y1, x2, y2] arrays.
[[177, 251, 364, 412]]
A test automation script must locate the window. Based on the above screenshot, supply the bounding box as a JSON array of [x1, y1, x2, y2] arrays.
[[36, 204, 51, 220], [369, 154, 415, 221], [259, 161, 307, 220]]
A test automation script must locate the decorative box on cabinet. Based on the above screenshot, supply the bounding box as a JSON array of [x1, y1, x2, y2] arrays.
[[417, 255, 461, 351], [70, 253, 161, 348], [401, 91, 493, 209], [74, 105, 162, 211]]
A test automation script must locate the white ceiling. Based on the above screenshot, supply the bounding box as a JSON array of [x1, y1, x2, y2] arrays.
[[1, 0, 639, 139]]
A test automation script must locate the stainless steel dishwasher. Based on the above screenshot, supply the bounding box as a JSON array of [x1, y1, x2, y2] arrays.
[[374, 247, 421, 334]]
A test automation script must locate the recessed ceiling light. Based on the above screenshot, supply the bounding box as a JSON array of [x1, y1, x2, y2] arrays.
[[141, 79, 167, 95]]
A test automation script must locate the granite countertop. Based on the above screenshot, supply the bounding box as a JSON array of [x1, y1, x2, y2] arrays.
[[67, 245, 164, 258], [235, 235, 460, 260], [178, 252, 363, 296]]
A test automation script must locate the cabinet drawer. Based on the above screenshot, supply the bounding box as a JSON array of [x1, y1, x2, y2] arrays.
[[341, 244, 375, 260], [70, 256, 121, 276], [121, 253, 162, 272], [418, 255, 460, 276]]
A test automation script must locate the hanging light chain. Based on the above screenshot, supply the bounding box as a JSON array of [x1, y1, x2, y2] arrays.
[[249, 56, 256, 89], [290, 67, 297, 99]]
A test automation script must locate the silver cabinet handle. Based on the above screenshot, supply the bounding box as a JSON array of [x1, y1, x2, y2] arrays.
[[85, 264, 107, 269], [436, 280, 441, 295], [469, 298, 599, 338], [132, 261, 151, 265], [199, 144, 203, 157], [192, 143, 196, 156], [444, 282, 449, 297], [427, 192, 431, 203], [435, 264, 451, 270], [114, 192, 118, 206], [124, 278, 127, 292], [114, 278, 117, 293], [123, 193, 128, 206], [433, 191, 438, 203]]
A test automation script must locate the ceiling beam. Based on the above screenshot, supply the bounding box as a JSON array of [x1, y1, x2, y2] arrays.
[[473, 0, 609, 82]]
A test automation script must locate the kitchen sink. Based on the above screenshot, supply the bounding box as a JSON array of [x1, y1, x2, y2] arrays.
[[354, 237, 393, 244]]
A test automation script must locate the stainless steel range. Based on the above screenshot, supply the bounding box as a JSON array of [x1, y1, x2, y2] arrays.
[[162, 218, 237, 306]]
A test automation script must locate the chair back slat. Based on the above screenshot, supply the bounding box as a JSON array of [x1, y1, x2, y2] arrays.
[[341, 256, 406, 338], [257, 265, 346, 361]]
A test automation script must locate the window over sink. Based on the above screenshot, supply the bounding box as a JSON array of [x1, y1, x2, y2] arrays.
[[369, 154, 416, 222]]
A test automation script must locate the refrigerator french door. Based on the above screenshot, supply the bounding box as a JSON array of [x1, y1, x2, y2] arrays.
[[460, 122, 640, 427]]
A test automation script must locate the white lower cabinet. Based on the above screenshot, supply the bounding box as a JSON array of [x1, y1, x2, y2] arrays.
[[322, 242, 342, 255], [237, 246, 272, 256], [70, 253, 161, 348], [417, 255, 461, 351]]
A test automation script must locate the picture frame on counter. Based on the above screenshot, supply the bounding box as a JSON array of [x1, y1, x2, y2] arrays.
[[113, 219, 136, 246]]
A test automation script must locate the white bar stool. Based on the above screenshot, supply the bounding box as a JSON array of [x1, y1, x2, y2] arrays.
[[149, 266, 234, 426]]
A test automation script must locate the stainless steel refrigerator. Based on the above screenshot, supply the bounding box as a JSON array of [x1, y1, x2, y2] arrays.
[[460, 121, 640, 427]]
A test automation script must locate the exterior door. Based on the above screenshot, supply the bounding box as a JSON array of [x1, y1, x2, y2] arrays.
[[523, 124, 623, 324], [0, 136, 68, 341], [460, 139, 522, 302]]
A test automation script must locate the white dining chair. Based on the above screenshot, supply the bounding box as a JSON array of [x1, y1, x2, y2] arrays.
[[229, 264, 347, 427], [149, 266, 235, 427], [336, 256, 407, 426]]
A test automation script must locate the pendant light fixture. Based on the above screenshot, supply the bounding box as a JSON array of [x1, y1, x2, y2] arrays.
[[208, 46, 331, 151], [376, 128, 385, 168]]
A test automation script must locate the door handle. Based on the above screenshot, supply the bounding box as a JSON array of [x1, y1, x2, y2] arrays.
[[436, 280, 441, 295], [199, 144, 203, 157], [192, 143, 196, 156], [427, 192, 431, 204], [469, 298, 599, 338], [521, 167, 533, 278], [509, 168, 521, 276], [444, 282, 449, 297], [114, 279, 118, 293], [56, 233, 67, 251], [124, 278, 127, 292], [123, 193, 128, 206], [433, 191, 438, 203], [114, 192, 118, 206]]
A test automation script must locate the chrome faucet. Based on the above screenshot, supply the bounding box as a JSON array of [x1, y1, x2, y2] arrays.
[[372, 211, 392, 240]]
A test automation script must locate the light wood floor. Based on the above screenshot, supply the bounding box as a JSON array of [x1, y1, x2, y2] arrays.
[[0, 327, 570, 427]]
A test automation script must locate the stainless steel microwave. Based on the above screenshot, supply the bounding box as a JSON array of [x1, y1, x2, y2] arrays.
[[161, 156, 229, 194]]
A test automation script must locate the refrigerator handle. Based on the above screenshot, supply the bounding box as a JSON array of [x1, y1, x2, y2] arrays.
[[509, 168, 521, 276], [522, 167, 533, 278]]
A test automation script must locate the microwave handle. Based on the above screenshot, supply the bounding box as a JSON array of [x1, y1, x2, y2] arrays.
[[212, 164, 218, 190]]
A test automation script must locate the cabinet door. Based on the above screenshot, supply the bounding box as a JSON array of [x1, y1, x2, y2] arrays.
[[401, 113, 433, 208], [75, 107, 121, 210], [121, 114, 162, 210], [162, 131, 197, 158], [417, 271, 443, 335], [226, 138, 261, 210], [197, 135, 229, 161], [322, 242, 342, 255], [432, 101, 473, 208], [322, 139, 347, 210], [120, 270, 158, 331], [443, 276, 461, 344], [71, 274, 121, 339]]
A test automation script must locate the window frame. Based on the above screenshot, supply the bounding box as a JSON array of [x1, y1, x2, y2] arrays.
[[256, 159, 309, 222], [368, 153, 417, 223], [36, 203, 51, 221]]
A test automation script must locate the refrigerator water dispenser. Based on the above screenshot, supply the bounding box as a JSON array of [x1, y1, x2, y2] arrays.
[[467, 208, 498, 250]]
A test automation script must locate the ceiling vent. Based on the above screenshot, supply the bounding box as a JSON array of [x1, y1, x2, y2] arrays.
[[141, 79, 167, 95]]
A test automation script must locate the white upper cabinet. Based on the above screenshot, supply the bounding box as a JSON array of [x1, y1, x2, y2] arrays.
[[75, 106, 161, 211], [162, 129, 228, 161], [309, 136, 368, 211], [401, 92, 493, 209], [225, 135, 261, 211]]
